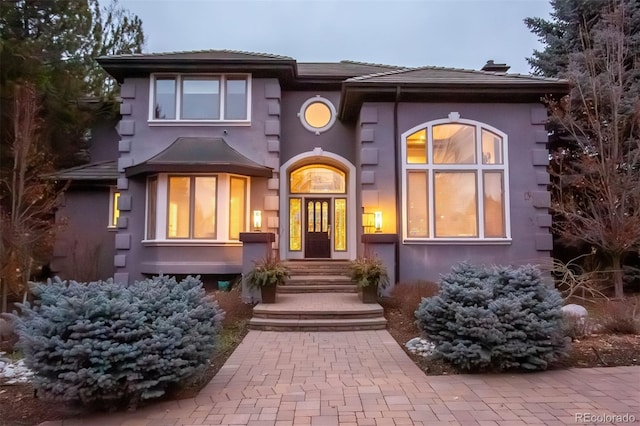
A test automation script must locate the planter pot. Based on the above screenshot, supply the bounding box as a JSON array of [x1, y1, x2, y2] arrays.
[[260, 283, 277, 303], [360, 284, 378, 303]]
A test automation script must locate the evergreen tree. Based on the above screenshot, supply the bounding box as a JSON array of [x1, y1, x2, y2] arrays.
[[416, 263, 569, 372], [0, 1, 144, 305], [525, 0, 640, 298]]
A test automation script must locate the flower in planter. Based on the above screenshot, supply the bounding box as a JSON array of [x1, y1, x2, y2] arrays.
[[349, 256, 389, 289], [245, 257, 290, 289]]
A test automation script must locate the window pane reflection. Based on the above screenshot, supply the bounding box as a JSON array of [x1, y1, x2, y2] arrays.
[[433, 124, 476, 164], [291, 165, 345, 193]]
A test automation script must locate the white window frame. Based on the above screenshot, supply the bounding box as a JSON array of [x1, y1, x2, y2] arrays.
[[108, 187, 120, 229], [143, 173, 250, 245], [401, 115, 512, 244], [148, 74, 252, 126]]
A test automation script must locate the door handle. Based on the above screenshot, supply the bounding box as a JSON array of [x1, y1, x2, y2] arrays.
[[327, 224, 331, 238]]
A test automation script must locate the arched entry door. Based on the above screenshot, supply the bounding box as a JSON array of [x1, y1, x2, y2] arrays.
[[288, 164, 347, 259]]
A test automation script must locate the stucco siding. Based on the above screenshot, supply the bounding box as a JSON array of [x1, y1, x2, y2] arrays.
[[359, 101, 551, 283], [113, 77, 280, 282], [51, 187, 116, 281], [280, 91, 355, 165]]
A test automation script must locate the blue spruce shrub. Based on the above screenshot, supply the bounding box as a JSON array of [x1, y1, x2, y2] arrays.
[[415, 262, 569, 372], [13, 275, 224, 408]]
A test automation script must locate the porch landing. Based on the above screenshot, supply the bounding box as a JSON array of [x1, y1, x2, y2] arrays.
[[249, 292, 387, 331]]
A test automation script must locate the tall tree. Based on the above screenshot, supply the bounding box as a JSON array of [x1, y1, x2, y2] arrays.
[[0, 0, 145, 169], [0, 83, 67, 311], [527, 0, 640, 298], [0, 0, 144, 306]]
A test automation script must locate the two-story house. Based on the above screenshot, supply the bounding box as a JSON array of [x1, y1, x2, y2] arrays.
[[50, 50, 569, 287]]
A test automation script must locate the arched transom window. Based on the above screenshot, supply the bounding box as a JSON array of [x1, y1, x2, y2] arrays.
[[290, 165, 346, 194], [402, 117, 510, 240]]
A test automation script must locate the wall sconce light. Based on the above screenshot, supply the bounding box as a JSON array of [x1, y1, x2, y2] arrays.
[[253, 210, 262, 230], [374, 211, 383, 232]]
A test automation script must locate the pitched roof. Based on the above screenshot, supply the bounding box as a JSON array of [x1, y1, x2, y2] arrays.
[[346, 65, 564, 85], [49, 160, 118, 181], [297, 60, 405, 78], [125, 137, 273, 178], [101, 49, 293, 61]]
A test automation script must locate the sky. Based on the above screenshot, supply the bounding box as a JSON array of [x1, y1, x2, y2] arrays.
[[119, 0, 553, 75]]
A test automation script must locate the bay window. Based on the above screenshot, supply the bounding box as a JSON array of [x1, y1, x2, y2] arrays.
[[402, 117, 510, 241], [150, 74, 250, 122], [145, 174, 248, 242]]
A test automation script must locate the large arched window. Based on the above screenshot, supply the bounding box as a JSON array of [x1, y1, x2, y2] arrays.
[[402, 116, 510, 241], [290, 165, 346, 193]]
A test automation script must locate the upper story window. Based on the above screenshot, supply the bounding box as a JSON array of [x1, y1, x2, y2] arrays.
[[402, 115, 511, 242], [150, 74, 250, 124], [299, 96, 336, 134]]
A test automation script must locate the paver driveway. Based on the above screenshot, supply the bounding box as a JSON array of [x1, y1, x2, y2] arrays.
[[42, 330, 639, 426]]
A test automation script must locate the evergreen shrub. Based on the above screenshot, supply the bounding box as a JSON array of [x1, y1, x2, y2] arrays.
[[13, 275, 224, 408], [415, 262, 569, 372]]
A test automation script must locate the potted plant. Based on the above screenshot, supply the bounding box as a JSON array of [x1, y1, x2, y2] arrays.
[[349, 255, 389, 303], [245, 257, 290, 303]]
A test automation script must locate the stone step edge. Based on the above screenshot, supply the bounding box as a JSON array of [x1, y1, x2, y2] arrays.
[[252, 307, 383, 317], [278, 287, 357, 293], [249, 317, 387, 328]]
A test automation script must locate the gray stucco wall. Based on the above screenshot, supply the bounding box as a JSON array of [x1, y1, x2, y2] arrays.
[[113, 77, 281, 283], [358, 101, 552, 283], [51, 187, 116, 281], [89, 114, 119, 163], [280, 91, 355, 165]]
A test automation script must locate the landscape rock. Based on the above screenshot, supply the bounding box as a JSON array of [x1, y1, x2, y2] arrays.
[[0, 357, 33, 384], [562, 304, 588, 319], [405, 337, 436, 358]]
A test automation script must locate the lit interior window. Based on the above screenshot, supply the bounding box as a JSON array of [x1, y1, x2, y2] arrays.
[[299, 97, 336, 133], [290, 165, 345, 193], [111, 191, 120, 227], [305, 102, 331, 128]]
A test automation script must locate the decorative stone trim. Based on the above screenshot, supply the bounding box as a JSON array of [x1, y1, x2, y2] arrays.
[[118, 120, 135, 136], [361, 148, 379, 165]]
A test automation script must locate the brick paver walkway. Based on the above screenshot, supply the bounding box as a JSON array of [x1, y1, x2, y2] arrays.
[[43, 331, 640, 426]]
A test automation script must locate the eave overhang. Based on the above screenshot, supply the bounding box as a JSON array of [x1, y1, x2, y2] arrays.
[[125, 137, 273, 178], [98, 57, 297, 83], [338, 81, 571, 121]]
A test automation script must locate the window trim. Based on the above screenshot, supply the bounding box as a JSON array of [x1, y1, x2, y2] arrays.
[[401, 116, 512, 243], [148, 73, 252, 125], [298, 96, 337, 134], [144, 173, 249, 243]]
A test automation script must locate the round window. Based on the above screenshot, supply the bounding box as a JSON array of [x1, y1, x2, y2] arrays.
[[299, 97, 336, 134]]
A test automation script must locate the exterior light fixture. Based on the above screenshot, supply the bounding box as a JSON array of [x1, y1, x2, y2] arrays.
[[374, 211, 383, 232], [253, 210, 262, 230]]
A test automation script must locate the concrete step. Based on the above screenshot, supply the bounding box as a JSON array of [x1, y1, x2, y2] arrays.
[[253, 303, 381, 320], [283, 261, 351, 275], [286, 275, 353, 284], [248, 293, 386, 332], [278, 284, 357, 293], [248, 317, 387, 331]]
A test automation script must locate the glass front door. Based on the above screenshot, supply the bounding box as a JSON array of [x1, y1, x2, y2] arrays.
[[304, 198, 331, 258]]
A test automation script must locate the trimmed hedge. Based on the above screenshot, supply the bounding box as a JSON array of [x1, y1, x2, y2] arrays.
[[415, 262, 569, 372], [13, 275, 224, 408]]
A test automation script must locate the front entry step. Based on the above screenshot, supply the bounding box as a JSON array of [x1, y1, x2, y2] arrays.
[[279, 274, 357, 293], [248, 293, 387, 331], [249, 317, 387, 331]]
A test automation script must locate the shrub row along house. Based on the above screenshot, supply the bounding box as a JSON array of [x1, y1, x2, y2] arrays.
[[50, 50, 569, 291]]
